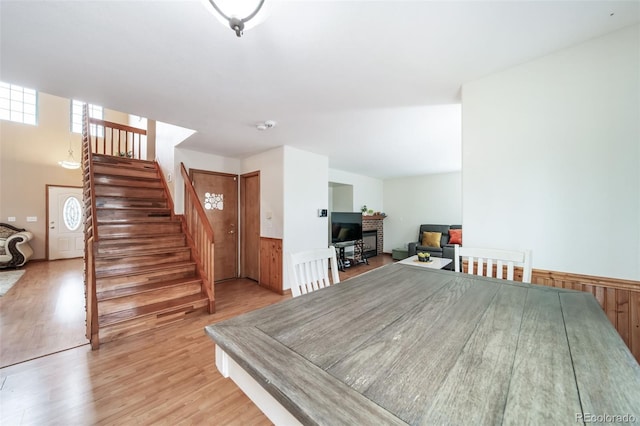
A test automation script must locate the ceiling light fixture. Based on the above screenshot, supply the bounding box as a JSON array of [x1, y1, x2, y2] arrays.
[[256, 120, 276, 131], [58, 138, 81, 170], [204, 0, 266, 37]]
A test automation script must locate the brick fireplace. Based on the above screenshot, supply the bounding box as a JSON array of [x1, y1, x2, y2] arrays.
[[362, 215, 385, 255]]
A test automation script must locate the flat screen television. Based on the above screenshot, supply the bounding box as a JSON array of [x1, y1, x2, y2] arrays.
[[331, 212, 363, 243]]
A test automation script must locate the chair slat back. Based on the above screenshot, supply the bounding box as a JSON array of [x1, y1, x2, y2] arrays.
[[454, 245, 532, 283], [287, 246, 340, 297]]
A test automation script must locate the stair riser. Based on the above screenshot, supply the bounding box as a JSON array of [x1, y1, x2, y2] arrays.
[[95, 186, 165, 199], [98, 282, 203, 316], [96, 250, 192, 272], [95, 197, 168, 209], [96, 265, 197, 291], [96, 236, 186, 255], [93, 175, 163, 189], [98, 222, 182, 237], [92, 164, 158, 179], [97, 209, 172, 223], [98, 301, 208, 344]]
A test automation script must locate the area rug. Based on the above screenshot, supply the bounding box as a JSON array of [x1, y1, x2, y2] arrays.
[[0, 270, 25, 296]]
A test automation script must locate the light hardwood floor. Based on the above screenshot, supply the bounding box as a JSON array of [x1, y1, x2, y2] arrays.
[[0, 254, 393, 425], [0, 259, 88, 368]]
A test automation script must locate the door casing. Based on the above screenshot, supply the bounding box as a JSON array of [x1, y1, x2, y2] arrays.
[[240, 171, 260, 281]]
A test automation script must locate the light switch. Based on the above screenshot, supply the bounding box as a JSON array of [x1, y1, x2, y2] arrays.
[[26, 216, 37, 222], [7, 216, 16, 222]]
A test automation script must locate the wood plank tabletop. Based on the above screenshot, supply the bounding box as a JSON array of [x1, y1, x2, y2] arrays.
[[205, 263, 640, 425]]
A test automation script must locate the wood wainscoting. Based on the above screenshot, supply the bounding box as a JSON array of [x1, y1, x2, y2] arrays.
[[259, 237, 283, 294], [531, 269, 640, 363]]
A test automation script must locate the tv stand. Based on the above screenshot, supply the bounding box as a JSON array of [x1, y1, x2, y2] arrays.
[[333, 240, 369, 271]]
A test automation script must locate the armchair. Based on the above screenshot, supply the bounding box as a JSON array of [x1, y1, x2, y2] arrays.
[[408, 224, 461, 270], [0, 223, 34, 268]]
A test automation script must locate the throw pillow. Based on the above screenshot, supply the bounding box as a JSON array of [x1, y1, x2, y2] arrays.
[[449, 229, 462, 245], [421, 231, 442, 248]]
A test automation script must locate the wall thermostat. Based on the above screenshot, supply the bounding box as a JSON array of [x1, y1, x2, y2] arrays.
[[318, 209, 328, 217]]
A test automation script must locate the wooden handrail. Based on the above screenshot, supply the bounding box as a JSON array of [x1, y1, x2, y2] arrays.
[[180, 162, 216, 312], [88, 117, 147, 160], [83, 104, 100, 348], [89, 117, 148, 135], [86, 238, 99, 349], [83, 107, 99, 242], [180, 163, 214, 239]]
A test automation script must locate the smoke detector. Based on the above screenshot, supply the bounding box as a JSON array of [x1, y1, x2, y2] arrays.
[[256, 120, 276, 131]]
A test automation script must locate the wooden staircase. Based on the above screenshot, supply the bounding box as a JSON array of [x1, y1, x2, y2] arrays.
[[89, 154, 211, 344]]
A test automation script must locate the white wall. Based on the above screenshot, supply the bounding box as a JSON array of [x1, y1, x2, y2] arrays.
[[242, 146, 284, 239], [283, 147, 329, 290], [330, 184, 353, 212], [155, 121, 196, 213], [383, 172, 462, 252], [462, 24, 639, 280], [329, 169, 383, 213], [284, 146, 329, 254]]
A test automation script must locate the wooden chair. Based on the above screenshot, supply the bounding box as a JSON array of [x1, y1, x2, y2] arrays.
[[454, 244, 532, 283], [287, 246, 340, 297]]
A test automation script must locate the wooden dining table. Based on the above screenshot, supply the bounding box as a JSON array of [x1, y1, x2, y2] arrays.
[[205, 263, 640, 425]]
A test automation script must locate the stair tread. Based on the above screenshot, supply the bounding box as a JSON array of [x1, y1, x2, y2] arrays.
[[99, 293, 208, 327], [96, 261, 197, 279], [93, 154, 156, 165], [97, 277, 202, 301], [93, 178, 163, 188], [100, 231, 184, 243], [94, 172, 159, 180], [98, 234, 185, 244], [95, 183, 163, 189], [96, 196, 167, 202], [97, 206, 171, 212], [92, 159, 157, 170], [98, 219, 182, 228], [97, 217, 173, 224], [96, 246, 190, 260], [92, 164, 158, 174]]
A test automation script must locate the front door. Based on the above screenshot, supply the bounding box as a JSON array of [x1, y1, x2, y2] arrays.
[[190, 169, 238, 282], [47, 185, 84, 260]]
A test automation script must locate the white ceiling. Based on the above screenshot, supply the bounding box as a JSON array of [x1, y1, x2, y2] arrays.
[[2, 1, 638, 179]]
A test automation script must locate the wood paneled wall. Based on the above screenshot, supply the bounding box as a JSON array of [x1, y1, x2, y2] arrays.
[[259, 237, 283, 294], [531, 269, 640, 363]]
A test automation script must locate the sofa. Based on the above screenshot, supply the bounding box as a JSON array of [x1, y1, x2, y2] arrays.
[[408, 224, 462, 270], [0, 223, 34, 268]]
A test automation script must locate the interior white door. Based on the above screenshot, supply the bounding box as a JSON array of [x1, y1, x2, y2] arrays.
[[48, 186, 84, 260]]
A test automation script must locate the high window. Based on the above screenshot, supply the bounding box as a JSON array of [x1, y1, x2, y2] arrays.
[[0, 81, 37, 125], [71, 100, 103, 136]]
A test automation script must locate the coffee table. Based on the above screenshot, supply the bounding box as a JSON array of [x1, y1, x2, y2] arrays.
[[398, 255, 452, 269]]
